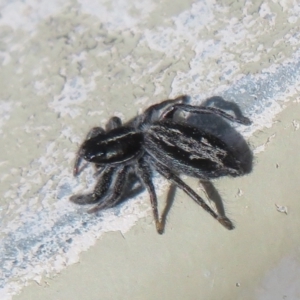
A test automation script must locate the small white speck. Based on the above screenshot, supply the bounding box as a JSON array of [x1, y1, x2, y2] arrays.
[[275, 204, 288, 215], [292, 120, 299, 130], [253, 133, 276, 154], [237, 189, 243, 197]]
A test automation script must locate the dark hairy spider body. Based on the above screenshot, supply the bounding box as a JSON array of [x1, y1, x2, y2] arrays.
[[71, 96, 251, 234]]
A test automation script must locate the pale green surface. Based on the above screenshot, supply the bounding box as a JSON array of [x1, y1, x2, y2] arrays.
[[14, 102, 300, 300], [1, 1, 300, 299]]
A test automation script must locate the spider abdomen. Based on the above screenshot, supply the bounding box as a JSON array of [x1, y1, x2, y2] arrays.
[[144, 120, 242, 179]]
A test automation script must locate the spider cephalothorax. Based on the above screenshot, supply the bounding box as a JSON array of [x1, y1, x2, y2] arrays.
[[71, 96, 251, 234]]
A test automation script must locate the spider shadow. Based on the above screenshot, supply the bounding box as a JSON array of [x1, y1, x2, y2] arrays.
[[159, 183, 177, 232]]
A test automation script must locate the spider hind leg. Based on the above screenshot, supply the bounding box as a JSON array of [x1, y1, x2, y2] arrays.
[[150, 158, 234, 230]]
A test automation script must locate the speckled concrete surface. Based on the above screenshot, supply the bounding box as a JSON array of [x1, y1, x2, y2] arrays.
[[1, 0, 300, 299]]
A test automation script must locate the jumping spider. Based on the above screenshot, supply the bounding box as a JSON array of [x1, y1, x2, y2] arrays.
[[71, 96, 251, 234]]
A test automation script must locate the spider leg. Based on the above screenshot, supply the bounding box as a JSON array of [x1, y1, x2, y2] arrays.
[[70, 166, 115, 205], [73, 127, 105, 176], [150, 158, 234, 230], [88, 165, 131, 213], [106, 116, 122, 131], [161, 104, 251, 125], [135, 158, 163, 234], [142, 95, 189, 124]]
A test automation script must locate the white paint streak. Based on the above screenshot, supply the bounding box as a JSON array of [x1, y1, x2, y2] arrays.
[[0, 101, 13, 134], [49, 77, 96, 118]]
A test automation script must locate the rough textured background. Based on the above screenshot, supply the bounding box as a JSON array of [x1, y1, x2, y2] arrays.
[[1, 0, 300, 299]]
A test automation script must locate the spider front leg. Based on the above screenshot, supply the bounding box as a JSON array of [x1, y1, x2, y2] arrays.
[[136, 158, 163, 234], [70, 166, 115, 205], [88, 165, 131, 213], [150, 158, 234, 230], [73, 127, 105, 176], [106, 116, 122, 131]]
